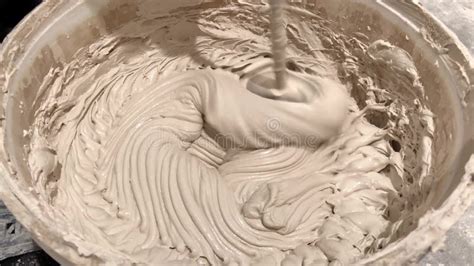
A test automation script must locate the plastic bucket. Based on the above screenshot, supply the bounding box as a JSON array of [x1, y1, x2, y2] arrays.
[[0, 0, 472, 264]]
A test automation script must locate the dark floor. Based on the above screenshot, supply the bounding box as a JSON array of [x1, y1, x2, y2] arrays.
[[0, 251, 58, 266], [0, 0, 41, 41]]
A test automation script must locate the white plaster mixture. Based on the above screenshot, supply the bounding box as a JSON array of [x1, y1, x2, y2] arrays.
[[26, 2, 437, 265]]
